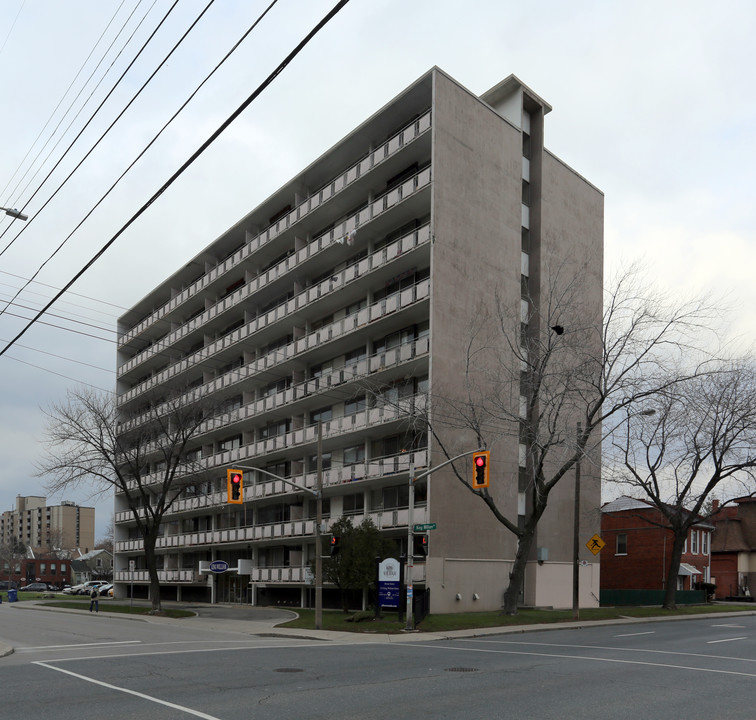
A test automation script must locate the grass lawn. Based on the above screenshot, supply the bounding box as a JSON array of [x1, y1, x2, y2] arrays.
[[279, 604, 756, 634], [28, 596, 195, 618]]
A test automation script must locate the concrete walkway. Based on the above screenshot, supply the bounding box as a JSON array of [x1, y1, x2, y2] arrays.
[[3, 600, 756, 658]]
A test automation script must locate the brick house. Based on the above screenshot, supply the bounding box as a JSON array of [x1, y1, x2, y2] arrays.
[[0, 551, 72, 590], [601, 496, 712, 596], [710, 498, 756, 599]]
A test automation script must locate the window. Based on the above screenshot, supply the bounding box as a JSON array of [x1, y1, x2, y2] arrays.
[[343, 445, 365, 464], [691, 530, 698, 554], [310, 406, 332, 424], [702, 531, 709, 555], [308, 453, 332, 472], [260, 377, 291, 398], [260, 420, 290, 439], [616, 534, 627, 555], [219, 435, 242, 451], [343, 493, 364, 515], [344, 397, 366, 416]]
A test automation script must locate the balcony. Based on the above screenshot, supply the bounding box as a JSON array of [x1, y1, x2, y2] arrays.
[[118, 219, 430, 385], [118, 279, 430, 432], [118, 111, 432, 351], [114, 506, 429, 555]]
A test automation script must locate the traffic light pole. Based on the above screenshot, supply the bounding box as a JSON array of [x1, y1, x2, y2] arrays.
[[404, 447, 485, 631], [234, 421, 324, 630]]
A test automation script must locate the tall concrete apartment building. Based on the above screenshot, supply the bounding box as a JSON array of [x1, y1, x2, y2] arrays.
[[0, 495, 95, 551], [114, 68, 603, 612]]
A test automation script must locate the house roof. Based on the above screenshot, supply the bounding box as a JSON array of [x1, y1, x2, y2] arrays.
[[712, 516, 750, 553], [602, 495, 714, 529]]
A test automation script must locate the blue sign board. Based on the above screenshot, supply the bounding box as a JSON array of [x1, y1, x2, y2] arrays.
[[378, 558, 401, 609], [209, 560, 229, 573]]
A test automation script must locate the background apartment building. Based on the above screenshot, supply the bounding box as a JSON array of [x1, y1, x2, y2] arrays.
[[113, 68, 603, 612], [0, 495, 95, 552]]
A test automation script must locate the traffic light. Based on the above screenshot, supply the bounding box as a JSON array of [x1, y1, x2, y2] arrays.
[[471, 451, 490, 489], [330, 536, 341, 556], [227, 469, 243, 504], [413, 534, 428, 557]]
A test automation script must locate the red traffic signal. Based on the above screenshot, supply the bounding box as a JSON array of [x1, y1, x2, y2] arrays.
[[413, 534, 428, 557], [471, 451, 490, 489], [330, 535, 341, 556], [227, 469, 243, 504]]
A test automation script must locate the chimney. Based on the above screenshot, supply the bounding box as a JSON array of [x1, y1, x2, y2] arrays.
[[712, 499, 720, 512]]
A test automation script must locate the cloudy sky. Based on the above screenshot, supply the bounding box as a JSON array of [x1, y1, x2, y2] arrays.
[[0, 0, 754, 539]]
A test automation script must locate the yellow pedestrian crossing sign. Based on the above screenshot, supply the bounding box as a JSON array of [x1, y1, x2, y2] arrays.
[[586, 534, 605, 555]]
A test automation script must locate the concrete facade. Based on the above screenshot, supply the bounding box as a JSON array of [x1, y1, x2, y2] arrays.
[[0, 496, 95, 552], [113, 68, 603, 612]]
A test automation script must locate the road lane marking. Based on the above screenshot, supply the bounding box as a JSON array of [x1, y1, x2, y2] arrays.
[[19, 641, 141, 651], [406, 643, 756, 678], [461, 639, 756, 663], [34, 662, 223, 720], [614, 631, 655, 637], [707, 637, 747, 644], [712, 624, 746, 628]]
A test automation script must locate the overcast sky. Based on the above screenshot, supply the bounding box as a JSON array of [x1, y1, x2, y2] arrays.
[[0, 0, 754, 540]]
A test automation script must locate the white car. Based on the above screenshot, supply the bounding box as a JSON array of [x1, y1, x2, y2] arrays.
[[63, 583, 87, 595]]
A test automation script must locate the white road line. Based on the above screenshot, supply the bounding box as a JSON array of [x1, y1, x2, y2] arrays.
[[614, 631, 655, 637], [406, 642, 756, 678], [461, 638, 756, 663], [707, 637, 747, 644], [34, 662, 223, 720], [19, 641, 141, 651], [712, 624, 746, 628]]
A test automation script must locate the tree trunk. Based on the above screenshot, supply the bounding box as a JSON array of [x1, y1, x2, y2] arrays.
[[501, 528, 537, 615], [142, 533, 162, 613], [662, 531, 687, 610]]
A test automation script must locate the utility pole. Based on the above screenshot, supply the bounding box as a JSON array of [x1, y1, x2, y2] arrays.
[[572, 421, 581, 621], [315, 420, 323, 630], [404, 461, 415, 631]]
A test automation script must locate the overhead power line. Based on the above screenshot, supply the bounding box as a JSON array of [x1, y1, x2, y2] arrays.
[[0, 0, 352, 361]]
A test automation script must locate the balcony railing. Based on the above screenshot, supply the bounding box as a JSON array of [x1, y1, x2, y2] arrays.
[[118, 111, 432, 350], [118, 274, 430, 429], [118, 219, 430, 384], [114, 505, 429, 554]]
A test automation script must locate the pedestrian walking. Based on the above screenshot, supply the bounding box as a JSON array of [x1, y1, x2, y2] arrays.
[[89, 586, 99, 613]]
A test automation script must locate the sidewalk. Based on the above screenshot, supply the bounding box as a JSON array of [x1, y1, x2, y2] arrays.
[[3, 601, 756, 657]]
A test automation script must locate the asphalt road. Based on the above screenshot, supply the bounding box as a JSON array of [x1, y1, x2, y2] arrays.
[[3, 602, 756, 719]]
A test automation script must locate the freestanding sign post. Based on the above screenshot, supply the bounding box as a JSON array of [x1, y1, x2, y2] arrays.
[[378, 558, 401, 612]]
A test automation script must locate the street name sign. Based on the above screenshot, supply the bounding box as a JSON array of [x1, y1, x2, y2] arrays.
[[413, 523, 437, 532]]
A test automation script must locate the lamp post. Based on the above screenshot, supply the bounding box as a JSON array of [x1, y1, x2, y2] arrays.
[[234, 422, 325, 629], [1, 207, 28, 221], [572, 408, 655, 620]]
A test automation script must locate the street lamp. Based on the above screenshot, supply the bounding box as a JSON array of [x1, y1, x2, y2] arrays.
[[572, 407, 656, 620], [1, 207, 28, 221]]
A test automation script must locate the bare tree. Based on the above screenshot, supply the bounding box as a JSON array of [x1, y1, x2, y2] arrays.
[[395, 265, 719, 615], [37, 386, 212, 613], [608, 362, 756, 608], [0, 537, 26, 588]]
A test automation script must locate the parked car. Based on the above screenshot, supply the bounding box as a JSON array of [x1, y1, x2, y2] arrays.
[[79, 581, 108, 595], [19, 582, 50, 592], [0, 581, 18, 591], [63, 583, 87, 595], [94, 583, 113, 597]]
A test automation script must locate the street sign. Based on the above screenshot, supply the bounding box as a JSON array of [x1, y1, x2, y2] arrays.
[[413, 523, 437, 532], [586, 534, 605, 555]]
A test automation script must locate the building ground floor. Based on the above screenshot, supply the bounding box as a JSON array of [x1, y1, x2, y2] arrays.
[[113, 556, 600, 613]]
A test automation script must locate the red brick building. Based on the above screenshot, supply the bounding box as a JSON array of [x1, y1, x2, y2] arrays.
[[601, 496, 712, 593], [710, 498, 756, 599], [0, 553, 72, 589]]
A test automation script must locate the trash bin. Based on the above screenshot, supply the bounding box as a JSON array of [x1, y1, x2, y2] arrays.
[[7, 589, 17, 602]]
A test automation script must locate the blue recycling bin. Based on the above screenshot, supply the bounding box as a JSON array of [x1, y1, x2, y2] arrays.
[[7, 589, 17, 602]]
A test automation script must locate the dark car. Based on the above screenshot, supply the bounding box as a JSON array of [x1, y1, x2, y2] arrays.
[[0, 581, 18, 591], [19, 582, 50, 592]]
